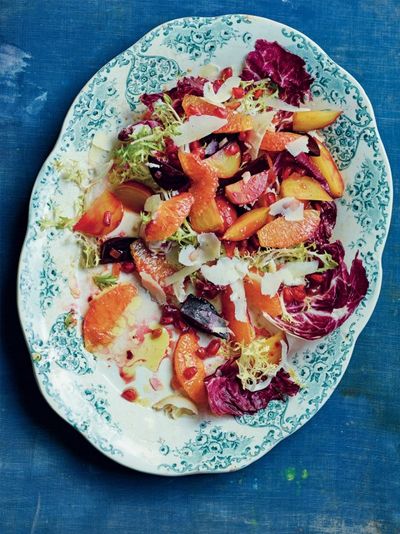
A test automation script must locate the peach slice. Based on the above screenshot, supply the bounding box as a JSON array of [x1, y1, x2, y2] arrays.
[[280, 173, 333, 201], [83, 283, 138, 353], [73, 191, 123, 236], [178, 150, 224, 233], [205, 142, 241, 178], [214, 110, 253, 133], [222, 207, 270, 241], [225, 171, 269, 205], [221, 287, 255, 344], [173, 332, 208, 406], [114, 180, 153, 213], [144, 192, 194, 242], [310, 140, 345, 198], [257, 209, 320, 248], [292, 110, 342, 132], [260, 131, 304, 151], [244, 274, 282, 317]]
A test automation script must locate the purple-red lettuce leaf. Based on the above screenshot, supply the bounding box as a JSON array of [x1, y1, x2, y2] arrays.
[[140, 76, 207, 112], [118, 120, 160, 142], [205, 359, 300, 416], [241, 39, 314, 105], [314, 201, 337, 243], [272, 241, 369, 340]]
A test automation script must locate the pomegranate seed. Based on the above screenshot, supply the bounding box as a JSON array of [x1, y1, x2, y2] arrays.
[[120, 262, 135, 273], [126, 350, 134, 360], [254, 89, 264, 99], [103, 211, 112, 226], [87, 296, 93, 302], [121, 388, 137, 402], [206, 339, 221, 356], [110, 248, 121, 259], [220, 67, 233, 81], [151, 328, 163, 339], [224, 142, 240, 155], [283, 287, 294, 304], [238, 239, 249, 254], [310, 273, 324, 283], [265, 192, 277, 206], [232, 86, 245, 99], [239, 131, 248, 141], [160, 315, 174, 325], [196, 347, 207, 359], [177, 320, 189, 332], [183, 366, 198, 380], [291, 286, 306, 301], [190, 140, 202, 151], [213, 79, 223, 91]]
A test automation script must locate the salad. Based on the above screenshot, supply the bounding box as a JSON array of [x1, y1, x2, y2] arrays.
[[44, 39, 368, 418]]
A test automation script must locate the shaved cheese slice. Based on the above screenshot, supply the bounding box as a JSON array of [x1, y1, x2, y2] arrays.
[[171, 115, 228, 147], [201, 256, 248, 286], [261, 260, 319, 296], [165, 266, 199, 286], [269, 197, 304, 221], [246, 111, 276, 159], [203, 76, 242, 105], [153, 394, 198, 418], [263, 96, 311, 112], [144, 194, 162, 215], [229, 280, 248, 322], [139, 272, 166, 305], [178, 233, 220, 267], [285, 136, 310, 157], [198, 63, 220, 81]]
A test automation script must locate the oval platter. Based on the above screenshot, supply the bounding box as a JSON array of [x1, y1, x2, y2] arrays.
[[18, 14, 392, 475]]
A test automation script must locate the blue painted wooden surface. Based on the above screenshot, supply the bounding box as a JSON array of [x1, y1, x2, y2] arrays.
[[0, 1, 399, 532]]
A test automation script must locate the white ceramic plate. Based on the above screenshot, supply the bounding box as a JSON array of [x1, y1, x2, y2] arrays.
[[18, 15, 392, 475]]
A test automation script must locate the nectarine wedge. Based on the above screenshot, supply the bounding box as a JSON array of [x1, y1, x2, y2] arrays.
[[257, 209, 320, 248], [114, 180, 153, 213], [280, 173, 333, 201], [178, 151, 224, 233], [205, 142, 241, 178], [221, 287, 255, 344], [292, 110, 341, 132], [173, 332, 207, 406], [73, 191, 123, 237], [222, 207, 270, 241], [144, 192, 194, 242], [83, 283, 138, 352], [309, 139, 344, 198]]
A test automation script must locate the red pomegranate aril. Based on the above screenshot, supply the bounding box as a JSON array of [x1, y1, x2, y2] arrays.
[[292, 286, 306, 301], [220, 67, 233, 81], [103, 211, 112, 226], [121, 388, 137, 402], [160, 315, 174, 325], [265, 192, 277, 206], [183, 366, 198, 380], [213, 79, 223, 91], [239, 131, 248, 141], [310, 273, 324, 283], [120, 262, 135, 273], [254, 89, 264, 99], [196, 347, 207, 359], [232, 86, 245, 99], [177, 320, 189, 332], [206, 339, 221, 356], [126, 350, 134, 360], [109, 248, 122, 259], [214, 106, 228, 119], [224, 143, 240, 155], [151, 328, 163, 339]]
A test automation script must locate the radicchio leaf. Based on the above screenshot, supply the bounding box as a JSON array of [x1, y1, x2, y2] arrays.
[[205, 358, 300, 416], [272, 241, 369, 340], [241, 39, 314, 105], [314, 201, 337, 243], [140, 76, 207, 112]]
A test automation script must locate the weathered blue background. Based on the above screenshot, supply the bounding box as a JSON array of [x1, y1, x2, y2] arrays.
[[1, 1, 399, 532]]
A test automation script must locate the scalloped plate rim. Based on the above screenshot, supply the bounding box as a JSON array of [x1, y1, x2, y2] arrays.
[[17, 14, 393, 475]]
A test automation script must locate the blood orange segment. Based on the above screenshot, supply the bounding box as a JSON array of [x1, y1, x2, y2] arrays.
[[257, 209, 320, 248], [214, 110, 253, 133], [178, 151, 224, 233], [130, 240, 176, 290], [173, 332, 208, 406], [260, 131, 304, 151], [144, 192, 194, 242], [73, 191, 123, 237], [221, 287, 255, 344], [83, 283, 138, 352]]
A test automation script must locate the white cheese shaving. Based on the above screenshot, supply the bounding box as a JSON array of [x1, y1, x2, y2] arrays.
[[263, 96, 311, 112], [201, 256, 248, 286], [198, 63, 220, 81], [172, 280, 188, 303], [261, 260, 319, 296], [285, 135, 310, 157], [139, 272, 166, 305], [269, 197, 304, 221], [171, 115, 228, 147], [164, 266, 199, 286], [144, 194, 162, 215], [203, 76, 242, 105], [178, 233, 221, 267], [246, 111, 275, 160], [229, 280, 248, 322], [242, 171, 251, 184], [91, 131, 114, 152]]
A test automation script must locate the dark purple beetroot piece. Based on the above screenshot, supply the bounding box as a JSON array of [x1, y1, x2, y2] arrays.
[[100, 237, 137, 264], [148, 155, 189, 190], [180, 295, 229, 339]]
